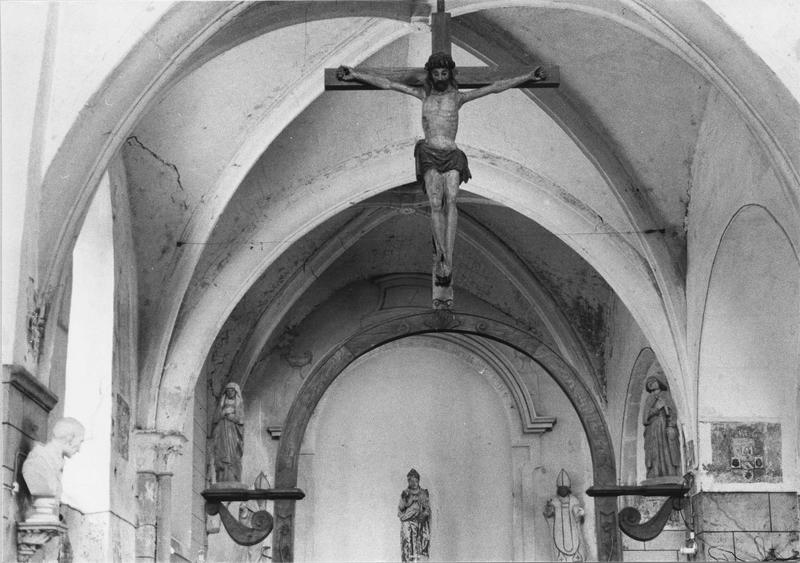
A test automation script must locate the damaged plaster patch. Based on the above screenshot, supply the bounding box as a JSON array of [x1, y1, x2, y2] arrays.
[[566, 294, 607, 396]]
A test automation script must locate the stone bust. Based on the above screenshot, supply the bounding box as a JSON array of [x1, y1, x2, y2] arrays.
[[21, 417, 85, 521]]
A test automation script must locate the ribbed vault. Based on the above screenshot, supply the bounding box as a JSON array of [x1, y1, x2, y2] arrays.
[[23, 2, 798, 456]]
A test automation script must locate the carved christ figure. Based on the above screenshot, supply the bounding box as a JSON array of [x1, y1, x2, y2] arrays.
[[338, 54, 546, 304]]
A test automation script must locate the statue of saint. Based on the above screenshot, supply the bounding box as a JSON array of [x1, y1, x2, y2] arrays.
[[543, 469, 586, 562], [211, 382, 245, 484], [338, 54, 545, 307], [21, 417, 85, 522], [642, 374, 681, 479], [398, 468, 431, 562]]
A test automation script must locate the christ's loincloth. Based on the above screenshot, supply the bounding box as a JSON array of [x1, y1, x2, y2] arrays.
[[414, 140, 472, 190]]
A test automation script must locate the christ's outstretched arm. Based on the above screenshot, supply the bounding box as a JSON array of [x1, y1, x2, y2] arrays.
[[337, 66, 424, 100], [459, 66, 546, 104]]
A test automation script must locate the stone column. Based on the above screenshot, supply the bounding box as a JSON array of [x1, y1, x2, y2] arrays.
[[135, 470, 158, 563], [133, 431, 186, 563], [155, 472, 173, 563]]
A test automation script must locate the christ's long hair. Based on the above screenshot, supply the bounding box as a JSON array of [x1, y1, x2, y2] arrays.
[[423, 51, 458, 94]]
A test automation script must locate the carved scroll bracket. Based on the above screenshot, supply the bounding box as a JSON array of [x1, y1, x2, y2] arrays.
[[201, 487, 305, 546], [17, 522, 67, 562], [586, 473, 693, 542]]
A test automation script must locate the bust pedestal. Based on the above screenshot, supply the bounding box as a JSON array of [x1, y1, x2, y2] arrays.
[[26, 497, 59, 523]]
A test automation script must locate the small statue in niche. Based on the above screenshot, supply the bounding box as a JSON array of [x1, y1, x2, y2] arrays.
[[398, 468, 431, 562], [543, 469, 585, 562], [642, 374, 681, 480], [21, 417, 85, 522], [211, 382, 245, 484]]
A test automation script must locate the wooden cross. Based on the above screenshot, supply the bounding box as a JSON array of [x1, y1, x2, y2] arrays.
[[324, 2, 559, 91], [324, 1, 559, 310]]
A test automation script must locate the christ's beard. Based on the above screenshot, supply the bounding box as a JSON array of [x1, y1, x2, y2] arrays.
[[433, 80, 449, 92]]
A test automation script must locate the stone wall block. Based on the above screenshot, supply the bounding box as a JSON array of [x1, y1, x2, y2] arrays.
[[191, 491, 205, 521], [622, 549, 678, 561], [136, 523, 157, 558], [733, 531, 799, 560], [3, 513, 16, 563], [642, 529, 686, 550], [4, 384, 25, 430], [695, 492, 771, 532], [621, 533, 646, 551], [136, 473, 158, 524], [768, 493, 799, 531], [696, 531, 735, 561], [21, 396, 49, 442], [3, 367, 58, 435], [3, 425, 28, 473]]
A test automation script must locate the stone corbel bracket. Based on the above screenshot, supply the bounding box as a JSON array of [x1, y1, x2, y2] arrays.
[[17, 521, 67, 562], [201, 488, 305, 546], [585, 474, 692, 542]]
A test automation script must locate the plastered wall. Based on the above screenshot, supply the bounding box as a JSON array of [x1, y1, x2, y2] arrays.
[[689, 89, 799, 493]]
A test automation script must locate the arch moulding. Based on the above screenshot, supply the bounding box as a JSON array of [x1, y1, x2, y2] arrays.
[[271, 310, 620, 562]]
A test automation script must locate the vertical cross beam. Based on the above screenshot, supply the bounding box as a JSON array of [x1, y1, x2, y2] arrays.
[[431, 1, 451, 56]]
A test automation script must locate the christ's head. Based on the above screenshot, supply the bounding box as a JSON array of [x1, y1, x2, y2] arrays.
[[425, 52, 457, 92]]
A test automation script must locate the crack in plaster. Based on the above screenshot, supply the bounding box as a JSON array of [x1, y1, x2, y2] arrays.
[[125, 135, 188, 210]]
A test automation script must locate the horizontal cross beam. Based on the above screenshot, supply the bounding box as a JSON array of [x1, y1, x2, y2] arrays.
[[324, 64, 560, 91], [201, 487, 306, 502], [585, 483, 689, 497]]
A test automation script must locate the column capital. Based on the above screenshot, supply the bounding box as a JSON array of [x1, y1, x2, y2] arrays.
[[133, 430, 187, 473]]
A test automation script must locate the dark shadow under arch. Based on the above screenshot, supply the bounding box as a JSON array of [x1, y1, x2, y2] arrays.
[[272, 310, 620, 561]]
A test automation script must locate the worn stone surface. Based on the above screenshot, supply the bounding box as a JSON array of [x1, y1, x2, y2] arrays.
[[641, 529, 686, 551], [696, 531, 735, 561], [693, 492, 800, 560], [621, 533, 646, 552], [733, 531, 799, 561], [63, 508, 111, 562], [623, 548, 678, 561], [695, 492, 771, 532], [769, 493, 800, 532]]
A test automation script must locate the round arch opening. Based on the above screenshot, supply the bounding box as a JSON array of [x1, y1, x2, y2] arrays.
[[271, 311, 620, 562]]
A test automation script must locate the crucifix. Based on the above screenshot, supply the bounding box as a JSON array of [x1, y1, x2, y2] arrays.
[[325, 1, 559, 309]]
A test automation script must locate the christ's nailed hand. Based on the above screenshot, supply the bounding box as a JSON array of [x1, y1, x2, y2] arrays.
[[337, 66, 354, 81]]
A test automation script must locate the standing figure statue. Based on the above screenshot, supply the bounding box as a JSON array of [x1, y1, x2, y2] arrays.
[[22, 417, 85, 522], [337, 54, 546, 308], [642, 374, 681, 480], [543, 469, 586, 562], [211, 382, 245, 484], [398, 468, 431, 562]]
